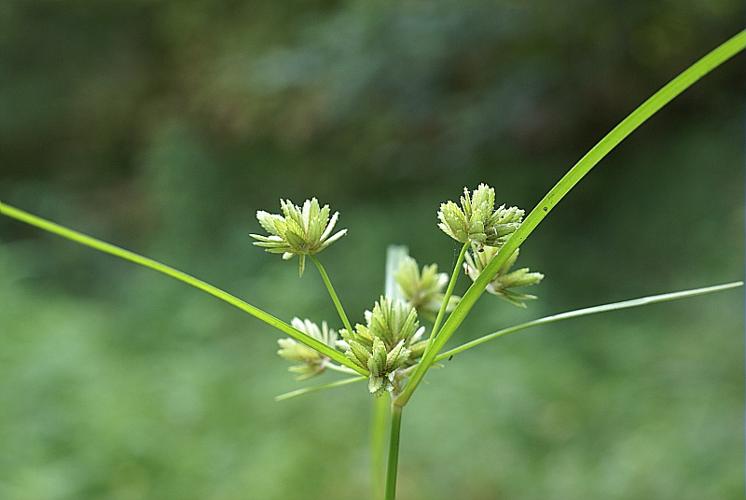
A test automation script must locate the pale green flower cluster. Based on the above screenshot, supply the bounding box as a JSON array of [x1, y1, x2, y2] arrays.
[[275, 299, 428, 393], [463, 247, 544, 307], [339, 297, 427, 395], [395, 256, 459, 315], [437, 183, 524, 247], [439, 183, 543, 307], [277, 318, 339, 380], [257, 182, 543, 393], [250, 198, 347, 275]]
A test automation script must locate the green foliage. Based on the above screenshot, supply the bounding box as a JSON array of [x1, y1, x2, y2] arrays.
[[0, 3, 744, 499], [397, 29, 746, 408], [0, 202, 363, 375]]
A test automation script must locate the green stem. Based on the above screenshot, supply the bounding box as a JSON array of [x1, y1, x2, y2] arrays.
[[0, 201, 367, 376], [371, 394, 390, 500], [435, 281, 743, 361], [384, 404, 403, 500], [373, 246, 407, 499], [310, 255, 354, 334], [395, 29, 746, 408], [427, 242, 469, 346]]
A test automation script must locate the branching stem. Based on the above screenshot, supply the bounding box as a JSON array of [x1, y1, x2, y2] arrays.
[[311, 255, 354, 334], [427, 242, 468, 347]]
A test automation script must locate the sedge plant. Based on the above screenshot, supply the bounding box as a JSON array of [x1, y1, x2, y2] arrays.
[[1, 30, 745, 500]]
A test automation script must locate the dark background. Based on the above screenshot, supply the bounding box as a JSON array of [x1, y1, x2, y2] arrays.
[[0, 1, 744, 499]]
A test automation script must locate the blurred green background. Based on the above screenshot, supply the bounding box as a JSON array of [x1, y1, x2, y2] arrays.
[[0, 2, 744, 499]]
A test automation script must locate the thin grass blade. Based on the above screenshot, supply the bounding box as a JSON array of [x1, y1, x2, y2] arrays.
[[0, 201, 367, 375], [436, 281, 743, 361], [397, 30, 746, 405], [274, 376, 365, 401]]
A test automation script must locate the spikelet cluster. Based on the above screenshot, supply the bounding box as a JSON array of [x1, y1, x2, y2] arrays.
[[437, 183, 523, 247], [277, 318, 339, 379], [339, 297, 427, 395], [250, 198, 346, 275], [439, 183, 543, 306]]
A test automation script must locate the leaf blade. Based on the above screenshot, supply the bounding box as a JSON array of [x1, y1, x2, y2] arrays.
[[274, 376, 365, 401], [396, 30, 746, 406], [0, 201, 367, 376], [436, 281, 743, 361]]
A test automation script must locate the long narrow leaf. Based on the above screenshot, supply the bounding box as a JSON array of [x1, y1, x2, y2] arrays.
[[397, 30, 746, 405], [436, 281, 742, 361], [272, 282, 742, 400], [0, 201, 367, 375], [275, 376, 365, 401]]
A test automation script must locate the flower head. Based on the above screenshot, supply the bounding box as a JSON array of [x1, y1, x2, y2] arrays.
[[437, 183, 524, 247], [277, 318, 339, 380], [250, 198, 347, 275], [339, 297, 427, 395], [395, 256, 459, 315], [464, 246, 544, 307]]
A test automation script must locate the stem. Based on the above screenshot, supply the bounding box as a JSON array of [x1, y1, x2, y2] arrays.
[[435, 281, 743, 361], [427, 242, 469, 346], [384, 404, 403, 500], [371, 394, 390, 500], [0, 201, 367, 375], [310, 255, 354, 334], [395, 29, 746, 408], [373, 246, 406, 499]]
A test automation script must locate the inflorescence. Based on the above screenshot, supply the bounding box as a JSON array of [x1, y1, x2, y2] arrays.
[[250, 198, 347, 276], [253, 185, 543, 394]]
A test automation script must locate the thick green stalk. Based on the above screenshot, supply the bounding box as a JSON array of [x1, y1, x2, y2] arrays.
[[310, 255, 354, 334], [435, 281, 743, 361], [427, 242, 469, 346], [396, 29, 746, 407], [374, 245, 408, 499], [371, 394, 390, 500], [384, 404, 403, 500], [0, 201, 366, 376]]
